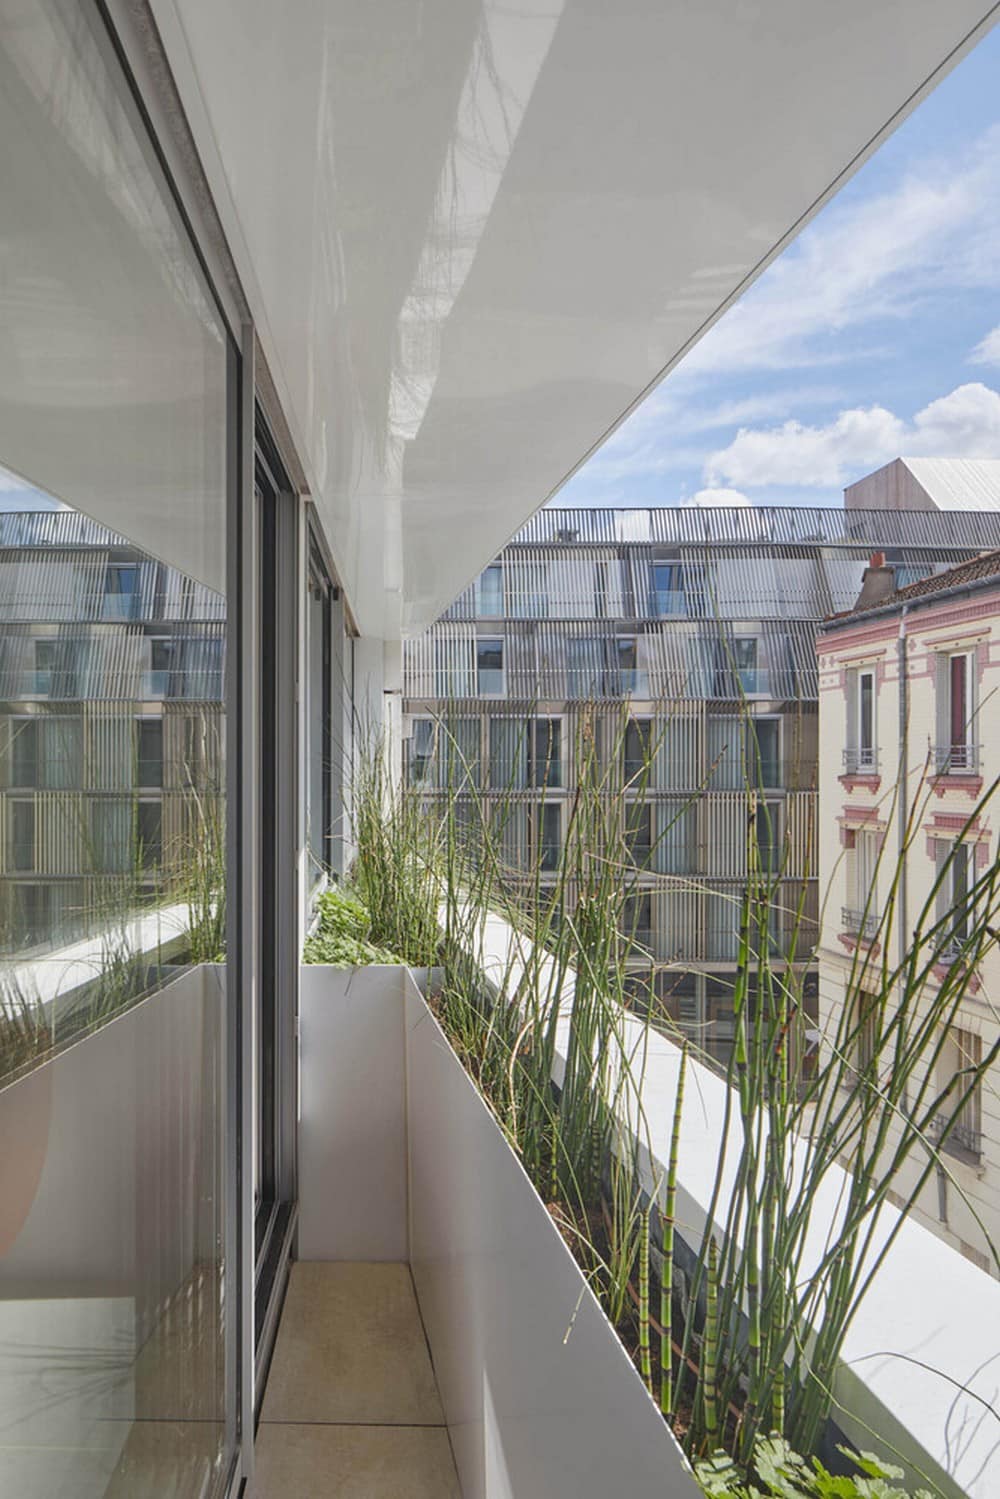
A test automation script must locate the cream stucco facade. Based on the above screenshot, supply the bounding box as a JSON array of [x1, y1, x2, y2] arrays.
[[817, 560, 1000, 1273]]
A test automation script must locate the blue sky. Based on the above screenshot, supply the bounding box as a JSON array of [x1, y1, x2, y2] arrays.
[[558, 25, 1000, 511]]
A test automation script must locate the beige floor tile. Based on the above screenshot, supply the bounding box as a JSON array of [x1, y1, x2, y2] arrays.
[[254, 1423, 460, 1499], [260, 1262, 443, 1426]]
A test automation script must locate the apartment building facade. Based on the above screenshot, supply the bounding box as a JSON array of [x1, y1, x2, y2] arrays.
[[817, 551, 1000, 1272], [0, 510, 224, 956], [403, 506, 1000, 1065]]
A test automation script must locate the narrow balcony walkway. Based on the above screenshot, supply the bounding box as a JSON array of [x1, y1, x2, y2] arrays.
[[253, 1262, 461, 1498]]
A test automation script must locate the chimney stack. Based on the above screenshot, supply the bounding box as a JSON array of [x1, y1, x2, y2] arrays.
[[853, 551, 896, 611]]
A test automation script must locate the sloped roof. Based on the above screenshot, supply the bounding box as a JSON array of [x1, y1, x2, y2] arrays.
[[901, 457, 1000, 512], [829, 547, 1000, 624], [890, 546, 1000, 602]]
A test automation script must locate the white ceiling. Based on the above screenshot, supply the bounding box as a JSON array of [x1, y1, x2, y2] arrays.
[[151, 0, 999, 636]]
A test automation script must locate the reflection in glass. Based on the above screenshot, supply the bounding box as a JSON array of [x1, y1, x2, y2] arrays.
[[0, 1, 233, 1494]]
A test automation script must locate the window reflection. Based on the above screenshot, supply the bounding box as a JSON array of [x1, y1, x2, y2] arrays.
[[0, 0, 233, 1492]]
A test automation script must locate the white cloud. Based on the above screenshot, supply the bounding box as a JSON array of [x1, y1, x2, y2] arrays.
[[679, 125, 1000, 378], [706, 383, 1000, 489], [971, 326, 1000, 367], [685, 487, 752, 508]]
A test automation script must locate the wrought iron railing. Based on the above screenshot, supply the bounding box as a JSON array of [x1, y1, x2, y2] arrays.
[[841, 906, 879, 940], [929, 1110, 982, 1161], [842, 746, 877, 774], [932, 743, 980, 774]]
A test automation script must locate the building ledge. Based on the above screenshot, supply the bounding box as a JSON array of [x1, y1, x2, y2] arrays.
[[838, 772, 882, 794], [929, 774, 984, 800], [837, 930, 882, 958]]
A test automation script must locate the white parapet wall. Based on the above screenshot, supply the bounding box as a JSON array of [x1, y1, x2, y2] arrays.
[[297, 962, 700, 1499], [467, 907, 1000, 1499]]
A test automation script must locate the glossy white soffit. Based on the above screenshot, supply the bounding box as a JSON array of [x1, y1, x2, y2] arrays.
[[151, 0, 999, 637]]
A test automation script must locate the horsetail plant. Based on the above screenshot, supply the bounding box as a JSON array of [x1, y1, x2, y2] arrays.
[[660, 1041, 686, 1419], [357, 693, 1000, 1492]]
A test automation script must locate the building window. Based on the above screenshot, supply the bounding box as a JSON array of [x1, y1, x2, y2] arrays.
[[136, 799, 163, 869], [10, 719, 38, 787], [136, 718, 164, 788], [476, 637, 504, 695], [935, 651, 976, 773], [489, 717, 526, 789], [938, 838, 976, 956], [528, 718, 561, 788], [755, 798, 782, 875], [845, 666, 876, 772], [616, 636, 642, 694], [734, 637, 761, 694], [530, 801, 561, 873], [476, 562, 504, 618], [103, 562, 140, 620], [747, 718, 781, 788], [10, 716, 83, 788], [34, 639, 57, 696], [843, 827, 878, 939], [623, 718, 652, 784], [622, 891, 652, 950], [650, 561, 685, 617], [567, 637, 602, 698], [147, 637, 176, 697], [9, 799, 35, 873], [714, 636, 762, 696], [408, 718, 436, 787], [11, 883, 49, 949], [935, 1028, 982, 1162], [849, 988, 879, 1077], [90, 800, 132, 874], [625, 802, 652, 868], [656, 801, 696, 875]]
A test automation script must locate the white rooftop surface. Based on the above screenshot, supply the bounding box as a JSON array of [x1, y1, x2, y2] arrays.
[[902, 457, 1000, 512], [471, 907, 1000, 1499]]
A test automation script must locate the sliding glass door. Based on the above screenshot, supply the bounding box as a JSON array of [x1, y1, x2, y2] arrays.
[[253, 427, 298, 1389], [0, 2, 238, 1494]]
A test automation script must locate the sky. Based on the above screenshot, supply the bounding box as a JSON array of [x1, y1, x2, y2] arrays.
[[557, 25, 1000, 512]]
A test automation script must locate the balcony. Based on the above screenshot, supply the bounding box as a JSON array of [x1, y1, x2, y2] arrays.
[[841, 906, 880, 940], [842, 746, 878, 774], [929, 1110, 983, 1164], [932, 743, 981, 775]]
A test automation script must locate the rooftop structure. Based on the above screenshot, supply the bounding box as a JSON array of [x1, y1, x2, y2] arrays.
[[845, 456, 1000, 513]]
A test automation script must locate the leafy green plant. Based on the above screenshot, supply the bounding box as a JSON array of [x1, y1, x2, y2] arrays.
[[349, 727, 441, 966], [696, 1435, 933, 1498], [302, 885, 402, 966]]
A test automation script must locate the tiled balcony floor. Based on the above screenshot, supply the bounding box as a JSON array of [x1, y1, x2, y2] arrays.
[[253, 1262, 461, 1498]]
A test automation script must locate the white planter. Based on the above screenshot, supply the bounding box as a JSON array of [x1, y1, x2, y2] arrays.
[[298, 962, 699, 1499]]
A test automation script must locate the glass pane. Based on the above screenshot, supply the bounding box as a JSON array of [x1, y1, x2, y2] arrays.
[[476, 638, 504, 694], [306, 559, 331, 883], [477, 563, 504, 617], [0, 2, 233, 1493], [490, 717, 527, 790], [529, 718, 561, 788], [859, 673, 874, 756]]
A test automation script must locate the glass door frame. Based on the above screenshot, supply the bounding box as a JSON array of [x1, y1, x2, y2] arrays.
[[252, 411, 300, 1406]]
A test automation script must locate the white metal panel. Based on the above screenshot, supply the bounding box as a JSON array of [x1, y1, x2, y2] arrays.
[[151, 0, 998, 635], [403, 974, 699, 1499], [298, 965, 409, 1261]]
